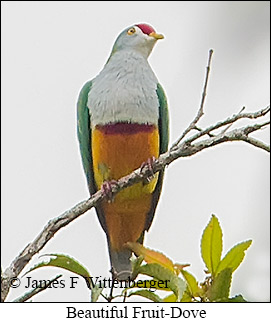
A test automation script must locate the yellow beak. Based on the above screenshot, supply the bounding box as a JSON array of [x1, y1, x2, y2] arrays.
[[149, 32, 164, 40]]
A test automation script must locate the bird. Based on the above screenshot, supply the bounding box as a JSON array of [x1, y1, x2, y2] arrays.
[[77, 23, 169, 280]]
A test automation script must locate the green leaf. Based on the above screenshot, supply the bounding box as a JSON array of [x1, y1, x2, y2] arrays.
[[91, 283, 104, 302], [128, 289, 162, 302], [228, 294, 247, 302], [131, 255, 144, 280], [181, 270, 199, 297], [127, 242, 175, 272], [216, 240, 252, 275], [137, 263, 186, 301], [201, 215, 223, 276], [180, 287, 193, 302], [23, 254, 92, 288], [208, 268, 232, 302], [163, 293, 177, 302]]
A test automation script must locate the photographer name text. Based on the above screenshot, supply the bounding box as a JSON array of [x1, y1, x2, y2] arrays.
[[23, 276, 169, 292]]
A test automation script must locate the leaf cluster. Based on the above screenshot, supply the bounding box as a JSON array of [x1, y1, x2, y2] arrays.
[[19, 215, 251, 302]]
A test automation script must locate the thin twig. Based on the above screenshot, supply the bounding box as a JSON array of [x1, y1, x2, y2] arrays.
[[123, 290, 128, 302], [185, 106, 270, 145], [194, 126, 215, 137], [171, 49, 214, 148], [107, 279, 116, 302], [219, 106, 246, 135]]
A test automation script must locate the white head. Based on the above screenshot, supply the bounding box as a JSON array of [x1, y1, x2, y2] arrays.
[[109, 23, 164, 59]]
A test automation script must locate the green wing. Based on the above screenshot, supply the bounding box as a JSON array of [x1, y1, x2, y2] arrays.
[[157, 83, 169, 154], [144, 83, 169, 231], [77, 81, 107, 231], [77, 80, 97, 195]]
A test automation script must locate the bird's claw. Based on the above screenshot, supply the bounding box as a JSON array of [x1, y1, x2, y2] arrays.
[[101, 180, 118, 202], [140, 156, 156, 183]]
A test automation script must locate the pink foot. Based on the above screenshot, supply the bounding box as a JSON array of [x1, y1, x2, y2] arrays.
[[101, 180, 118, 201], [140, 156, 156, 182]]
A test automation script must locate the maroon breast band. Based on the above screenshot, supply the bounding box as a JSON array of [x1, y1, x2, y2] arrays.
[[96, 122, 156, 135]]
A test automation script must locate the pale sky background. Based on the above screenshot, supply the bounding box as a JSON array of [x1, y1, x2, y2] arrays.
[[2, 1, 270, 302]]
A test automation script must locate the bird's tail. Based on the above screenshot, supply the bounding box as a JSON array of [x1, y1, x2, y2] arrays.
[[109, 246, 132, 281]]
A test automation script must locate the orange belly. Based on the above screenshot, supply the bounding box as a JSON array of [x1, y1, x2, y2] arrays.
[[92, 123, 159, 250]]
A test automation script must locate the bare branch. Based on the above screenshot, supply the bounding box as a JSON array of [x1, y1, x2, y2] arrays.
[[1, 195, 104, 301], [2, 104, 269, 302], [181, 105, 270, 147], [219, 106, 246, 135], [241, 136, 270, 152], [171, 49, 214, 148]]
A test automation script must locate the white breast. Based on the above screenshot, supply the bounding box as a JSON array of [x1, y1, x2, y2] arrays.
[[87, 50, 160, 126]]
